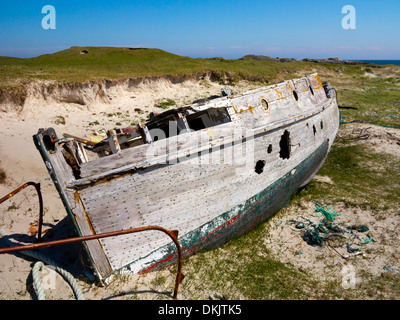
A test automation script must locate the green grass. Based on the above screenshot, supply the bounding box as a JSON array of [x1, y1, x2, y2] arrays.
[[155, 98, 176, 109], [54, 115, 66, 125], [295, 143, 400, 210], [0, 167, 6, 184], [321, 65, 400, 128], [181, 223, 317, 299], [337, 86, 400, 128]]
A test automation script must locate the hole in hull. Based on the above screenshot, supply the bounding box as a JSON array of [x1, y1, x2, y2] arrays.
[[255, 160, 266, 174], [279, 130, 291, 159], [293, 91, 298, 101], [261, 99, 269, 113]]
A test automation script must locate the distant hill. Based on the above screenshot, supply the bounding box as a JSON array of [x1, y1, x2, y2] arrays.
[[0, 46, 299, 88], [0, 46, 378, 89], [240, 54, 370, 65], [239, 55, 299, 63]]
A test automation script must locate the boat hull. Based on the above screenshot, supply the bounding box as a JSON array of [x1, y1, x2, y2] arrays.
[[33, 74, 339, 283], [125, 139, 329, 275]]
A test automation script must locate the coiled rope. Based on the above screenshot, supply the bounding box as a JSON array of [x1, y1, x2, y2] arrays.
[[0, 226, 85, 300]]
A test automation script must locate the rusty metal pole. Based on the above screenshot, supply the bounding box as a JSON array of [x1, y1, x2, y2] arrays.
[[0, 225, 184, 299], [32, 182, 44, 241], [0, 182, 44, 241]]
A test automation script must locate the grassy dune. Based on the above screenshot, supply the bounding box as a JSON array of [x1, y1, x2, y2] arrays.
[[1, 46, 316, 87], [1, 46, 399, 126]]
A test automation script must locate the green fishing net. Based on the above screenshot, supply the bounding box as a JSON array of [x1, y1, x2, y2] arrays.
[[293, 203, 372, 252]]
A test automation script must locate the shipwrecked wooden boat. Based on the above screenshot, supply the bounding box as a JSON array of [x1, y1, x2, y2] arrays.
[[33, 73, 339, 283]]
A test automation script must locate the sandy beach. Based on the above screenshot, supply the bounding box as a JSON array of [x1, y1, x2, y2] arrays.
[[0, 76, 260, 300]]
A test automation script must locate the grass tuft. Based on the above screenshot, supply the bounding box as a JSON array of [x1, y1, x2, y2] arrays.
[[155, 98, 176, 109], [0, 167, 6, 184]]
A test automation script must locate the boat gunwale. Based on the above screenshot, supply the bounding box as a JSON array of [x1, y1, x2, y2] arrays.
[[188, 72, 321, 112], [66, 88, 337, 189]]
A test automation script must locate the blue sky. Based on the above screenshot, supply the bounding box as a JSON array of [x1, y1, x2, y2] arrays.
[[0, 0, 399, 59]]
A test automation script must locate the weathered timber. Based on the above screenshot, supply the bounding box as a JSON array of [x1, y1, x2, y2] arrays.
[[33, 73, 339, 282]]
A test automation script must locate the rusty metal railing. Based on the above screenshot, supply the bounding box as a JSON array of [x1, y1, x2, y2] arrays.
[[0, 183, 184, 299], [0, 181, 44, 241]]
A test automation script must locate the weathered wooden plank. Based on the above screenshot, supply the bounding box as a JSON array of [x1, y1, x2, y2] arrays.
[[78, 75, 324, 179], [36, 136, 113, 279]]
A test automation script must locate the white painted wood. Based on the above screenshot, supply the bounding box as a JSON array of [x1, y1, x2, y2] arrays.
[[43, 143, 113, 277]]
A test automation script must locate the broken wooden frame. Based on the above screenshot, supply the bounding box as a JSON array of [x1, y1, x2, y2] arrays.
[[0, 183, 184, 299]]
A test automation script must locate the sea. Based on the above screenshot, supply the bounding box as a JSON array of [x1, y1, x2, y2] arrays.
[[356, 60, 400, 65]]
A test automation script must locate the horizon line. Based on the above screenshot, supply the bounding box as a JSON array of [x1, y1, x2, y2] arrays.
[[0, 46, 399, 62]]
